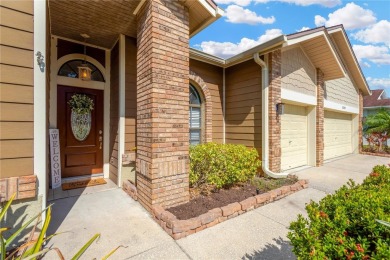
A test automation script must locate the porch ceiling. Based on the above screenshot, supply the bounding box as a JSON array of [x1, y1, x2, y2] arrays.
[[48, 0, 222, 49], [48, 0, 141, 49]]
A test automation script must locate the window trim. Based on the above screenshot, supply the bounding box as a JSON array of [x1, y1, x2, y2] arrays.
[[189, 84, 205, 145]]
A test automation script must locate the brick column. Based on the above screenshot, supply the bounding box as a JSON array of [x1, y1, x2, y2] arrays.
[[358, 90, 363, 153], [316, 69, 324, 166], [136, 0, 190, 211], [268, 50, 282, 172]]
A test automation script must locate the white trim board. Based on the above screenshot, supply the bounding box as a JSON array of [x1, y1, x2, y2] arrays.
[[34, 0, 47, 211], [281, 88, 317, 106], [324, 99, 359, 114]]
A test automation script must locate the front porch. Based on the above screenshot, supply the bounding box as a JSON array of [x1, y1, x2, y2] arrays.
[[45, 0, 223, 209]]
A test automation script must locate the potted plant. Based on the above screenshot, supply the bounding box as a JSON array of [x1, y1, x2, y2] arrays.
[[68, 93, 94, 141]]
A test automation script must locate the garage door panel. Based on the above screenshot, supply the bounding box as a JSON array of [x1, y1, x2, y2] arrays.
[[281, 104, 308, 171], [324, 110, 352, 160]]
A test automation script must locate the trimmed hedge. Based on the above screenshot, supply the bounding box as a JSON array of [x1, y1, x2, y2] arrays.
[[288, 165, 390, 259], [189, 143, 261, 189]]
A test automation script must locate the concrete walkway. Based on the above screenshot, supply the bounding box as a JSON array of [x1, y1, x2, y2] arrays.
[[44, 154, 389, 259]]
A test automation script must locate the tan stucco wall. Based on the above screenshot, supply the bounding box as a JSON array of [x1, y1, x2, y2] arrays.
[[325, 75, 359, 108], [281, 47, 316, 96]]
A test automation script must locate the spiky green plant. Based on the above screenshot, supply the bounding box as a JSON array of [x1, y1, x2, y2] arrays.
[[0, 194, 122, 259]]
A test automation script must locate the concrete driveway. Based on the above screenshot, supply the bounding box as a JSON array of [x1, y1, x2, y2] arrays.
[[44, 154, 388, 259]]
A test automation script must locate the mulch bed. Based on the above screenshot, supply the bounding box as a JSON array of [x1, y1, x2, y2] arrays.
[[167, 176, 298, 220], [167, 184, 259, 220]]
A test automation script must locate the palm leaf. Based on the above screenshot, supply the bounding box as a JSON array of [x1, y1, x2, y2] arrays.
[[101, 245, 126, 260], [0, 194, 16, 222], [5, 205, 50, 248], [70, 233, 101, 260]]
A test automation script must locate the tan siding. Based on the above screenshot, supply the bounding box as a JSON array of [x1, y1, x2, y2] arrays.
[[325, 75, 359, 108], [0, 64, 33, 86], [0, 84, 33, 103], [124, 37, 137, 152], [109, 42, 119, 183], [0, 26, 33, 50], [0, 0, 34, 178], [225, 60, 262, 156], [0, 140, 33, 159], [0, 122, 34, 139], [0, 158, 34, 178], [0, 6, 33, 32], [189, 59, 223, 143], [281, 47, 316, 96], [0, 45, 34, 68], [1, 0, 34, 15], [0, 103, 34, 121]]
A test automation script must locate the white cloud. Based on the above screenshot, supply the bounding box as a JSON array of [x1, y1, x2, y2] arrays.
[[214, 0, 252, 6], [225, 5, 275, 25], [366, 77, 390, 89], [199, 29, 283, 58], [352, 20, 390, 46], [314, 2, 376, 30], [353, 45, 390, 65], [298, 26, 311, 32], [254, 0, 340, 7], [314, 15, 326, 27]]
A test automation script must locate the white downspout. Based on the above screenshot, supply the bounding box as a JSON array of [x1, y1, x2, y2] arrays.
[[253, 53, 289, 178]]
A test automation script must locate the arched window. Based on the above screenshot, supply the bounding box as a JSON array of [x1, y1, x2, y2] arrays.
[[189, 84, 203, 145], [58, 59, 105, 82]]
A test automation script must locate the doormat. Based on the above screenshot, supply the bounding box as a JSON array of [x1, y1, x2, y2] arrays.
[[62, 178, 107, 190]]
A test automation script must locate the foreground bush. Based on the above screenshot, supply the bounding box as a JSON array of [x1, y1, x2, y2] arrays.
[[288, 165, 390, 259], [189, 143, 261, 190]]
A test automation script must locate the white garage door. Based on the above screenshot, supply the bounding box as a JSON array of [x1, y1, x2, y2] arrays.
[[324, 110, 352, 160], [281, 104, 308, 171]]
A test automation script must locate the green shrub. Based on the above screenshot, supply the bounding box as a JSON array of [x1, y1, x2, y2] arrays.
[[288, 165, 390, 259], [189, 143, 261, 190]]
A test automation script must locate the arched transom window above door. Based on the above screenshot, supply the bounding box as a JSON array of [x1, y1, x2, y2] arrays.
[[58, 59, 105, 82], [189, 84, 203, 145]]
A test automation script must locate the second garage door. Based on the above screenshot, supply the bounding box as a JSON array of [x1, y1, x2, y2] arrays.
[[281, 104, 308, 171], [324, 110, 352, 160]]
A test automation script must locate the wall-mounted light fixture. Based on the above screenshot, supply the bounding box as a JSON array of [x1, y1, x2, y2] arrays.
[[78, 34, 91, 81], [36, 51, 45, 72], [276, 103, 285, 115]]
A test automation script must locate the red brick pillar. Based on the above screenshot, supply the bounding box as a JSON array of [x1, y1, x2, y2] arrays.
[[136, 0, 190, 211], [316, 69, 324, 166], [268, 50, 282, 172], [358, 90, 363, 153]]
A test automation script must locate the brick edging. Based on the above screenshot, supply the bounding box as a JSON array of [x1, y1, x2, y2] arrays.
[[151, 179, 308, 240], [0, 175, 37, 202], [361, 152, 390, 158]]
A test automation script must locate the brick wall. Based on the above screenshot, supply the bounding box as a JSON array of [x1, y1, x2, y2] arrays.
[[136, 0, 190, 211], [316, 69, 324, 166], [268, 50, 282, 172]]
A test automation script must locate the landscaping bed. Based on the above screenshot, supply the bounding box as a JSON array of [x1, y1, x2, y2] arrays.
[[168, 176, 298, 220], [153, 178, 308, 240]]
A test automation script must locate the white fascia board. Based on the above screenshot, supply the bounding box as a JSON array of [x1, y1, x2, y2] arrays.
[[197, 0, 217, 16], [363, 106, 390, 110], [285, 31, 325, 46], [324, 99, 359, 114], [281, 88, 317, 106]]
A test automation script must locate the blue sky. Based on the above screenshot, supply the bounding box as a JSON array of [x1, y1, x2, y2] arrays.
[[191, 0, 390, 93]]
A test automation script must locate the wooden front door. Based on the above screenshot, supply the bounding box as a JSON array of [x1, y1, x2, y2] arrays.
[[57, 85, 104, 178]]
